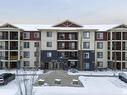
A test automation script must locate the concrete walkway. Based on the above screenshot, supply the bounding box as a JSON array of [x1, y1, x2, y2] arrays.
[[37, 70, 83, 87]]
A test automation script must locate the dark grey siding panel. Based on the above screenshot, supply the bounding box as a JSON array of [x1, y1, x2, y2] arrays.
[[41, 50, 58, 63], [78, 50, 95, 71]]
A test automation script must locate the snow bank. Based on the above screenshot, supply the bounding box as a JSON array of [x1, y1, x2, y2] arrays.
[[0, 69, 43, 75], [68, 71, 127, 76]]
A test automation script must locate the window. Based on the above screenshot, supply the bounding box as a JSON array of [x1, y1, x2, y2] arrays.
[[60, 52, 65, 58], [47, 52, 52, 57], [71, 42, 75, 49], [34, 33, 40, 38], [83, 42, 90, 49], [0, 42, 3, 49], [59, 33, 65, 40], [34, 51, 39, 57], [97, 42, 103, 49], [97, 52, 103, 58], [83, 32, 90, 39], [68, 33, 76, 40], [69, 42, 75, 49], [23, 32, 30, 39], [47, 42, 52, 47], [97, 61, 103, 67], [0, 51, 2, 58], [59, 42, 65, 48], [85, 63, 90, 69], [24, 51, 30, 58], [97, 33, 103, 39], [34, 61, 38, 66], [34, 42, 39, 47], [23, 61, 30, 66], [84, 52, 89, 59], [47, 32, 52, 37], [24, 42, 29, 48]]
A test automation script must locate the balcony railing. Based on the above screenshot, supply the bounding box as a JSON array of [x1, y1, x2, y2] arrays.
[[10, 56, 18, 60], [10, 36, 18, 40], [58, 45, 78, 50], [0, 46, 8, 50], [10, 46, 18, 50], [0, 36, 8, 40], [57, 33, 78, 40], [68, 56, 78, 60]]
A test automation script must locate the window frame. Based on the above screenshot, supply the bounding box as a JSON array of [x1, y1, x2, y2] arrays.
[[47, 32, 52, 37], [83, 42, 90, 49], [23, 61, 30, 67], [23, 51, 30, 58], [24, 42, 29, 48], [83, 32, 90, 39], [97, 42, 103, 49], [97, 52, 103, 58], [47, 52, 52, 57], [34, 32, 40, 38], [23, 32, 30, 39], [47, 42, 52, 47], [84, 52, 90, 59], [97, 61, 103, 67], [34, 42, 39, 47], [97, 33, 103, 39]]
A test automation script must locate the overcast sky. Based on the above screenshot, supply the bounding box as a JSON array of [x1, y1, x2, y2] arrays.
[[0, 0, 127, 24]]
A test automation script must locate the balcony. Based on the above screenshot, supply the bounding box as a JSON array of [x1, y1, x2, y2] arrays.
[[0, 46, 8, 50], [57, 32, 78, 40], [58, 46, 77, 50], [10, 56, 18, 60], [10, 41, 18, 50], [58, 52, 78, 60], [10, 46, 18, 50], [112, 32, 121, 40], [10, 51, 18, 60], [10, 32, 18, 40], [57, 42, 78, 50], [0, 32, 8, 40], [0, 36, 8, 40]]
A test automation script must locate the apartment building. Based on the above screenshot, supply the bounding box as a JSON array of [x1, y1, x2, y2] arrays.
[[0, 23, 21, 69], [0, 20, 127, 70], [21, 31, 41, 68]]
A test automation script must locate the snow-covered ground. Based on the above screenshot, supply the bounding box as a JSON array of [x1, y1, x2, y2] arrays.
[[0, 70, 127, 95], [0, 80, 18, 95], [68, 70, 127, 76], [0, 69, 43, 95], [0, 69, 43, 75], [34, 76, 127, 95]]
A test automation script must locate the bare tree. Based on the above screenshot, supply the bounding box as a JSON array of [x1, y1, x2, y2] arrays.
[[16, 68, 38, 95]]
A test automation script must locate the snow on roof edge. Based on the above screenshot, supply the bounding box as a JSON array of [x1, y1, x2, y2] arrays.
[[0, 24, 119, 31]]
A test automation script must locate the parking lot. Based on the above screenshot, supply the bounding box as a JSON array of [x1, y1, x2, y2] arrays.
[[37, 70, 83, 87]]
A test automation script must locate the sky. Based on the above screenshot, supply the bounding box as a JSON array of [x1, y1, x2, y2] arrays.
[[0, 0, 127, 24]]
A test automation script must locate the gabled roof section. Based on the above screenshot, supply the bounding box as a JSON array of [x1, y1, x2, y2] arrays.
[[53, 20, 82, 27], [113, 24, 127, 28], [0, 23, 19, 29]]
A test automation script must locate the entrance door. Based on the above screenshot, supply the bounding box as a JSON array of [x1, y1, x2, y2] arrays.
[[44, 63, 49, 69], [84, 63, 90, 70], [52, 62, 58, 69]]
